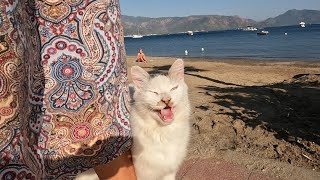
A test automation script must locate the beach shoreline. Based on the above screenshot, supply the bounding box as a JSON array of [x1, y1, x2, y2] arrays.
[[128, 55, 320, 65], [128, 55, 320, 63], [127, 56, 320, 180]]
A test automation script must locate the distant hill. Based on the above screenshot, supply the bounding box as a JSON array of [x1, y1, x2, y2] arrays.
[[121, 9, 320, 36], [121, 15, 256, 36], [258, 9, 320, 27]]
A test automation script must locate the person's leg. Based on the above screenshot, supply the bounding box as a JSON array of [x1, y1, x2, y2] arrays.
[[94, 150, 137, 180], [142, 55, 147, 63]]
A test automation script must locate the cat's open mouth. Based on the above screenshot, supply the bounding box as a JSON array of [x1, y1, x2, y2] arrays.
[[158, 105, 174, 122]]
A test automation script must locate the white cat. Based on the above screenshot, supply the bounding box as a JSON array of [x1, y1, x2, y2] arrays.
[[130, 59, 191, 180]]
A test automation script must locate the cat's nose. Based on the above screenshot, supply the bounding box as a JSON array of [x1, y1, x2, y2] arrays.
[[161, 97, 171, 104]]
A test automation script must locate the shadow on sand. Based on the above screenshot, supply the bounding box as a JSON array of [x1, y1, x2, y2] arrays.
[[150, 64, 319, 169], [198, 74, 320, 146], [151, 65, 320, 146]]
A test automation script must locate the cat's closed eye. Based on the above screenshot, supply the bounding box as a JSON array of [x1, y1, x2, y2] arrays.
[[170, 85, 179, 91], [148, 90, 159, 95]]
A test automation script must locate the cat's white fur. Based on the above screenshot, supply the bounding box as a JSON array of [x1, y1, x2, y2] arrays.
[[130, 59, 190, 180]]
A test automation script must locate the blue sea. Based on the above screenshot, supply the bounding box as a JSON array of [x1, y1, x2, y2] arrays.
[[124, 24, 320, 61]]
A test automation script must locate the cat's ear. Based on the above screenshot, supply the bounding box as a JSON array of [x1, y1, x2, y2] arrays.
[[169, 59, 184, 81], [131, 66, 150, 89]]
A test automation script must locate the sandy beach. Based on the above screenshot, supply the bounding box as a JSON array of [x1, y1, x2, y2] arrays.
[[127, 56, 320, 180]]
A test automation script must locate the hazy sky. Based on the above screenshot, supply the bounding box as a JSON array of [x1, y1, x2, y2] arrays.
[[120, 0, 320, 21]]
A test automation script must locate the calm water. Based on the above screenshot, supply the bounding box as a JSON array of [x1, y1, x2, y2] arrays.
[[124, 24, 320, 60]]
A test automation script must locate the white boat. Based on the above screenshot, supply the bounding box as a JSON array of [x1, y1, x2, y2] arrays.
[[257, 30, 269, 35], [187, 31, 193, 35], [132, 34, 143, 39], [299, 22, 306, 28], [242, 26, 258, 31], [132, 26, 143, 38]]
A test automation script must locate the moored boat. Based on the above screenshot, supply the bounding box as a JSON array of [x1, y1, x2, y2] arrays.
[[257, 30, 269, 35], [132, 34, 143, 38], [242, 26, 258, 31], [187, 31, 193, 35]]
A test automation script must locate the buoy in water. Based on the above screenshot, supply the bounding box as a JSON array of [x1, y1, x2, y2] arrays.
[[285, 32, 288, 35], [185, 50, 188, 56], [201, 48, 205, 52]]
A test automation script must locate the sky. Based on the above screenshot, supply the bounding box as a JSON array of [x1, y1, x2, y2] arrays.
[[120, 0, 320, 21]]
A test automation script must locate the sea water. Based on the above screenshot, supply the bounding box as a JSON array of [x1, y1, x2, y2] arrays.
[[124, 24, 320, 61]]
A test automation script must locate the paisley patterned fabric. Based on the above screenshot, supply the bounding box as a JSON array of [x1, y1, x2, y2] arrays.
[[0, 0, 132, 179]]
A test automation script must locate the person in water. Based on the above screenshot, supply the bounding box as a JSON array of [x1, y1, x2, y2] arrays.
[[136, 49, 147, 63]]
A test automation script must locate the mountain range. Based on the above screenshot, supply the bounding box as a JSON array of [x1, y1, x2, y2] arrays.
[[121, 9, 320, 36]]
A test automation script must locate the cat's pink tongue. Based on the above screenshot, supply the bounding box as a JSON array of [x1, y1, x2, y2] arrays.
[[160, 108, 174, 122]]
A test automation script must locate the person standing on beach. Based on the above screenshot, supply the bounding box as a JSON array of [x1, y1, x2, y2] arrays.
[[0, 0, 136, 179]]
